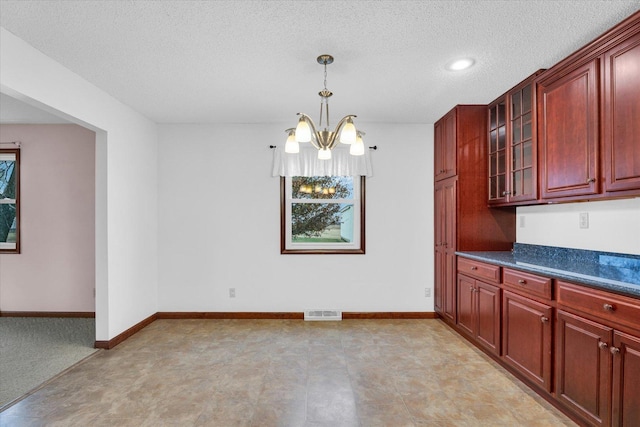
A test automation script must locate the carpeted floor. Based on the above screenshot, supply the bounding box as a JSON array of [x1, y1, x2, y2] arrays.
[[0, 317, 98, 409]]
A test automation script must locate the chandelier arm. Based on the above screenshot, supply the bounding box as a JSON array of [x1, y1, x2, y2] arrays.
[[327, 115, 358, 149], [297, 113, 322, 150]]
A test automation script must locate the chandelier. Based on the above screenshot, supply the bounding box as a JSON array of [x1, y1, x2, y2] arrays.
[[285, 54, 365, 160]]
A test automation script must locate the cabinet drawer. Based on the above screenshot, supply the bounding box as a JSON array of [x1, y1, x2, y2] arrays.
[[557, 281, 640, 333], [503, 268, 552, 300], [457, 257, 500, 283]]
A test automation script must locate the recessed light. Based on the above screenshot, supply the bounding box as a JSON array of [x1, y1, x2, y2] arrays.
[[445, 58, 475, 71]]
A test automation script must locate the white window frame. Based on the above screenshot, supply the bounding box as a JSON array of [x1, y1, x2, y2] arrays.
[[281, 176, 365, 254]]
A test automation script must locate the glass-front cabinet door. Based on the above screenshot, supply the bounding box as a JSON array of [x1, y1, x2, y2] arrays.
[[488, 70, 543, 206], [488, 98, 507, 204], [509, 82, 537, 203]]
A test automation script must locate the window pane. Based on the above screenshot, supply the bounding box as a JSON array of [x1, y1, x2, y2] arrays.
[[490, 130, 497, 153], [490, 106, 497, 130], [490, 153, 497, 176], [522, 85, 532, 113], [523, 140, 533, 167], [512, 170, 522, 196], [513, 144, 521, 170], [489, 177, 497, 199], [523, 168, 533, 196], [0, 203, 17, 244], [0, 159, 16, 197], [497, 175, 505, 197], [497, 150, 505, 174], [292, 176, 353, 199], [0, 158, 17, 246], [498, 126, 506, 150], [522, 113, 532, 140], [291, 203, 354, 243], [511, 92, 521, 118], [512, 119, 521, 144], [497, 103, 506, 127]]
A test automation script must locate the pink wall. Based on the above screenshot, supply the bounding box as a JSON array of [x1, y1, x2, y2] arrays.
[[0, 124, 95, 312]]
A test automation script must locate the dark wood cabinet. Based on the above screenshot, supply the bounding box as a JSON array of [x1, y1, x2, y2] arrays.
[[434, 177, 456, 322], [603, 32, 640, 195], [612, 331, 640, 427], [457, 273, 501, 355], [502, 290, 553, 392], [556, 310, 613, 427], [538, 58, 600, 200], [434, 110, 456, 182], [457, 273, 475, 336], [535, 11, 640, 202], [557, 281, 640, 427], [488, 98, 507, 204], [488, 71, 543, 206], [433, 105, 514, 323]]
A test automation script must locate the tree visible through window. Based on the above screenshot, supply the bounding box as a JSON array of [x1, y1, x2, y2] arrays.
[[0, 149, 19, 253], [281, 175, 365, 254]]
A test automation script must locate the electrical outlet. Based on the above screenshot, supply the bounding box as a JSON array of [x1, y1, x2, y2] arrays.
[[579, 212, 589, 229], [229, 288, 236, 298], [425, 288, 431, 297]]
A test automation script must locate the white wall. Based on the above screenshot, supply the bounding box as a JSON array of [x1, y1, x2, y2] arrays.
[[1, 28, 158, 340], [517, 198, 640, 255], [158, 123, 433, 312], [0, 124, 95, 312]]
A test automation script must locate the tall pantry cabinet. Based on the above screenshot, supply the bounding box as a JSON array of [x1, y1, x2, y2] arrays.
[[433, 105, 514, 323]]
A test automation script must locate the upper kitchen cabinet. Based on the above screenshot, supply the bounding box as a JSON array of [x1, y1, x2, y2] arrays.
[[537, 11, 640, 202], [538, 59, 600, 200], [434, 109, 457, 181], [487, 97, 507, 203], [603, 31, 640, 195], [488, 71, 544, 206]]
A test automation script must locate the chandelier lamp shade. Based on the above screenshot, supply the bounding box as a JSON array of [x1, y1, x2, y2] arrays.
[[285, 54, 365, 160]]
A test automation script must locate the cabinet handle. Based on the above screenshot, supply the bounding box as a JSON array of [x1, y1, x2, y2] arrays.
[[603, 303, 614, 312], [517, 279, 526, 285], [610, 347, 620, 355], [586, 178, 596, 183], [598, 341, 608, 349], [540, 316, 549, 323], [470, 286, 475, 292], [471, 266, 478, 271], [501, 191, 512, 196]]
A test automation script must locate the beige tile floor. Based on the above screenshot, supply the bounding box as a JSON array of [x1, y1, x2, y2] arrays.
[[0, 319, 576, 427]]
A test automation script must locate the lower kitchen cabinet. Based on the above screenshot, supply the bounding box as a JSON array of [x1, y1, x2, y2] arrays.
[[556, 309, 613, 426], [452, 257, 640, 426], [556, 310, 640, 427], [457, 274, 501, 355], [612, 331, 640, 427], [502, 290, 553, 392]]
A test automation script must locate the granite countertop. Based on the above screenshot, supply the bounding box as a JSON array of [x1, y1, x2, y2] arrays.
[[456, 243, 640, 299]]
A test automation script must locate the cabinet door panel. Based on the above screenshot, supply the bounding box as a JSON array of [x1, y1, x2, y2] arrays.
[[476, 281, 501, 355], [502, 291, 552, 391], [556, 310, 613, 427], [442, 111, 457, 180], [444, 252, 457, 322], [604, 33, 640, 193], [434, 250, 444, 314], [457, 274, 475, 336], [612, 331, 640, 427], [539, 59, 599, 199]]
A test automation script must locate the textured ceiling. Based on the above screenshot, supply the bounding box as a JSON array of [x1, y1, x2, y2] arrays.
[[1, 1, 639, 125]]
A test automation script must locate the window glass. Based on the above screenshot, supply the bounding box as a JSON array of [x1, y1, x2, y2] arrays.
[[282, 176, 364, 254], [0, 150, 19, 252]]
